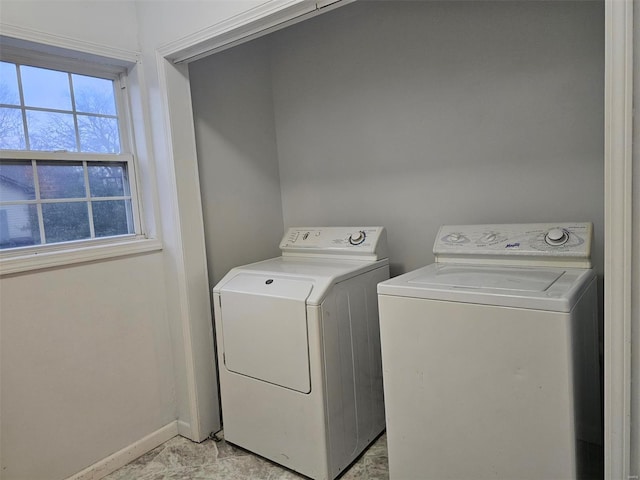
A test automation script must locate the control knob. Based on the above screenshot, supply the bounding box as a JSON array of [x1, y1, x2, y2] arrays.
[[479, 232, 497, 243], [349, 231, 366, 245], [444, 233, 468, 244], [545, 228, 569, 246]]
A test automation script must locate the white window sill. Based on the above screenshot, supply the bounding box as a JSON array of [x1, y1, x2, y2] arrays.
[[0, 237, 163, 276]]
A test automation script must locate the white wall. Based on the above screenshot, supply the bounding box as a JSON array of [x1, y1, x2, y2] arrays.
[[270, 0, 604, 278], [0, 2, 178, 479], [189, 40, 284, 287], [135, 0, 266, 51], [0, 0, 139, 50], [0, 255, 175, 480], [132, 0, 273, 442]]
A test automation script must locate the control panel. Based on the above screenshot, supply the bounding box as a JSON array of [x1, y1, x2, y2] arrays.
[[280, 227, 388, 260], [434, 223, 593, 268]]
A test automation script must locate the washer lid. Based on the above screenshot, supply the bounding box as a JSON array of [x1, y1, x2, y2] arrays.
[[409, 265, 563, 292], [378, 263, 596, 312]]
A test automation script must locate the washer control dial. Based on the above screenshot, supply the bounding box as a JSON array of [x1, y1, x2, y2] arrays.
[[349, 231, 366, 245], [443, 233, 470, 244], [483, 233, 496, 243], [545, 228, 569, 246]]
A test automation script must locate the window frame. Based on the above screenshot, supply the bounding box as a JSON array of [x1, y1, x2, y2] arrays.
[[0, 40, 160, 274]]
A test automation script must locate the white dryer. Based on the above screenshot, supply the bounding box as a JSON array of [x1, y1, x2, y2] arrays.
[[213, 227, 389, 480], [377, 223, 601, 480]]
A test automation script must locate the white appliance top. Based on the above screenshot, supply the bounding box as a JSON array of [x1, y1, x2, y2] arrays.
[[377, 263, 595, 312], [214, 256, 388, 306], [279, 226, 388, 261], [214, 227, 388, 306], [434, 222, 593, 268]]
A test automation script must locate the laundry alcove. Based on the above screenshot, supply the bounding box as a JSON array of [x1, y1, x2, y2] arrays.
[[188, 0, 605, 286], [188, 4, 606, 465]]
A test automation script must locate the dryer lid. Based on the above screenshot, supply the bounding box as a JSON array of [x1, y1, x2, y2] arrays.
[[219, 273, 313, 393], [213, 255, 388, 305], [220, 273, 313, 301]]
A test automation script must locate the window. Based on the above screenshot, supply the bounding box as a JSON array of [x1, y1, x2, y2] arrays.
[[0, 55, 140, 252]]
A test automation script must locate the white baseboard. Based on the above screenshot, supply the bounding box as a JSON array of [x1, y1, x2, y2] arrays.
[[66, 421, 179, 480]]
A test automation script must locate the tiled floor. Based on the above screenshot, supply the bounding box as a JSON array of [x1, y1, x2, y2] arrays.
[[103, 432, 388, 480], [104, 432, 603, 480]]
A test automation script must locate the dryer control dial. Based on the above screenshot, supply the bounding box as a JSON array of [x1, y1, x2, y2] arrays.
[[349, 231, 366, 245], [545, 228, 569, 246]]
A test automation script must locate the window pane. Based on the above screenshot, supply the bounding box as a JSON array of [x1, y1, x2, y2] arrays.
[[78, 115, 120, 153], [38, 162, 85, 199], [72, 74, 116, 115], [0, 204, 40, 249], [0, 161, 35, 200], [26, 110, 77, 152], [42, 202, 89, 243], [92, 200, 133, 238], [88, 162, 129, 197], [0, 107, 25, 149], [21, 65, 72, 111], [0, 62, 20, 105]]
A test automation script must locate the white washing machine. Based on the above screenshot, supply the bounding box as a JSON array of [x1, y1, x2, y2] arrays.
[[213, 226, 389, 480], [377, 223, 601, 480]]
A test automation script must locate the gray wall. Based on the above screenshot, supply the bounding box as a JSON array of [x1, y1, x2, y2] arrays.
[[191, 1, 604, 279], [190, 40, 284, 287], [270, 0, 604, 277], [632, 0, 639, 474]]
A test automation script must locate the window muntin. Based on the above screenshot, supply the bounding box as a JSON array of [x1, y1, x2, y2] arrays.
[[0, 158, 135, 249], [0, 61, 121, 153], [0, 58, 139, 252]]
